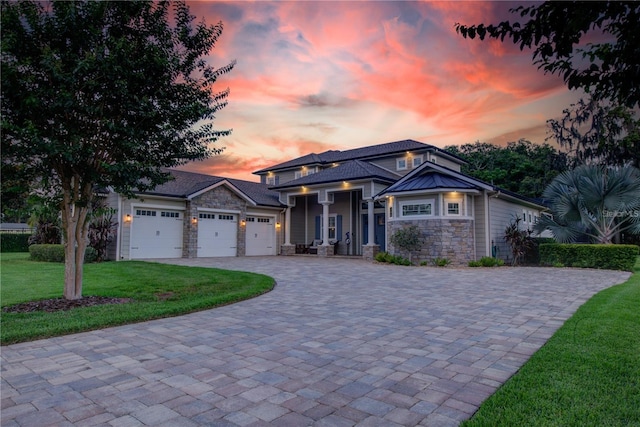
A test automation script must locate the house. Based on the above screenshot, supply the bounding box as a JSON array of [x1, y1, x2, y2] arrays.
[[109, 139, 547, 264]]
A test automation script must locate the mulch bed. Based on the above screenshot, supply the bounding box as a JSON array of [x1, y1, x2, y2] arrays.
[[2, 296, 132, 313]]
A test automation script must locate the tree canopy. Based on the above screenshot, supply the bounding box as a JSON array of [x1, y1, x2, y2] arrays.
[[444, 139, 568, 199], [546, 98, 640, 168], [1, 0, 234, 299], [456, 1, 640, 108]]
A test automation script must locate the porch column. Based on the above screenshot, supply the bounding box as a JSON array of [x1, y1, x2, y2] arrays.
[[363, 198, 379, 260], [317, 201, 333, 257], [366, 199, 375, 245], [321, 202, 331, 245], [284, 206, 292, 245]]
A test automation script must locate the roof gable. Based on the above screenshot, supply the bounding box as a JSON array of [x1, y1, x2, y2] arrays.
[[136, 169, 282, 207]]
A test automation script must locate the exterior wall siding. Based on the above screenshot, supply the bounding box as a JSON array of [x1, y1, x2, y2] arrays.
[[430, 154, 461, 172], [388, 218, 475, 266], [473, 194, 488, 259], [488, 198, 542, 263]]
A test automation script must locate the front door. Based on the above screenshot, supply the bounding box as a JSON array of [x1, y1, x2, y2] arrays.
[[362, 213, 386, 252]]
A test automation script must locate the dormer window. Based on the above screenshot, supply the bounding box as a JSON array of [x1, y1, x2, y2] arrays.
[[412, 155, 423, 168], [396, 158, 408, 171], [266, 176, 276, 185]]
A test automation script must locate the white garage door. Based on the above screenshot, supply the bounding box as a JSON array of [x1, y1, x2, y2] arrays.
[[198, 212, 237, 257], [130, 209, 183, 259], [245, 216, 276, 256]]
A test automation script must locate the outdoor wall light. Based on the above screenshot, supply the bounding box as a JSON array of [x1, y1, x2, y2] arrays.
[[275, 222, 281, 228], [191, 216, 198, 225], [241, 219, 246, 226], [124, 214, 132, 223]]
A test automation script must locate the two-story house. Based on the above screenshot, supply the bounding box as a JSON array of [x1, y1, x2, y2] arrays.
[[108, 139, 547, 264]]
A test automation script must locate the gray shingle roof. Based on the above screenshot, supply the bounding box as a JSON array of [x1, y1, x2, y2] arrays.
[[254, 139, 432, 173], [272, 160, 399, 189], [140, 169, 282, 207]]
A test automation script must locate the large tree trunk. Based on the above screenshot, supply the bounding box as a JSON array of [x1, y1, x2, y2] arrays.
[[61, 175, 93, 300]]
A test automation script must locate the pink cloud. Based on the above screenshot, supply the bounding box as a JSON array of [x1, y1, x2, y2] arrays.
[[182, 1, 579, 180]]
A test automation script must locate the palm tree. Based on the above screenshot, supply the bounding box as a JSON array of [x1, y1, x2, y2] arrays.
[[535, 164, 640, 244]]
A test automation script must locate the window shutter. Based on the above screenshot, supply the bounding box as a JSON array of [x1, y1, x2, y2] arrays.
[[337, 215, 343, 241], [275, 176, 280, 185], [315, 216, 321, 240]]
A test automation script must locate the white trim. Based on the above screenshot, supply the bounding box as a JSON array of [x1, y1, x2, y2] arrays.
[[197, 207, 242, 215], [396, 158, 408, 171], [131, 202, 186, 210], [187, 180, 257, 206]]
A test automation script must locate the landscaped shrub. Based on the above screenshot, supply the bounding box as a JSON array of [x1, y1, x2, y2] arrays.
[[523, 237, 556, 265], [469, 257, 505, 267], [481, 256, 504, 267], [1, 233, 31, 252], [29, 244, 99, 263], [389, 226, 422, 263], [539, 243, 639, 271], [433, 257, 451, 267], [30, 244, 65, 262], [374, 251, 411, 265]]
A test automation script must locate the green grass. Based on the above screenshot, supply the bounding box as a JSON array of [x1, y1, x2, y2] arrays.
[[1, 253, 275, 345], [462, 257, 640, 427]]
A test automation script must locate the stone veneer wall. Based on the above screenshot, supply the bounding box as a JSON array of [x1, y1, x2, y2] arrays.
[[183, 186, 248, 258], [388, 219, 474, 266]]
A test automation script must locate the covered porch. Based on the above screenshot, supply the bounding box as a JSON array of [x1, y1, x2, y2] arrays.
[[271, 161, 397, 259]]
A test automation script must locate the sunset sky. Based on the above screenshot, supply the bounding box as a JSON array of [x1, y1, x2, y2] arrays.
[[178, 1, 583, 181]]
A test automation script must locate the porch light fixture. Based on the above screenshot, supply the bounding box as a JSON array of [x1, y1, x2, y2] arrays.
[[275, 222, 281, 228], [191, 216, 198, 225], [241, 218, 246, 226], [124, 214, 132, 223]]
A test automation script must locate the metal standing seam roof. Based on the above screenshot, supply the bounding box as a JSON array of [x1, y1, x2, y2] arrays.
[[138, 169, 282, 207], [271, 160, 400, 189], [382, 172, 480, 193]]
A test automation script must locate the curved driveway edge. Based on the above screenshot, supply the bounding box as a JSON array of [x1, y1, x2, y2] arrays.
[[1, 257, 630, 426]]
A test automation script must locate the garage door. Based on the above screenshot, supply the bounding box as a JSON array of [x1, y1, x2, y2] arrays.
[[198, 212, 237, 257], [245, 216, 276, 256], [130, 209, 183, 259]]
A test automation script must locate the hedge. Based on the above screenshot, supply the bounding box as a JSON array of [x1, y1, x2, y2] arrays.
[[29, 244, 97, 263], [523, 237, 556, 265], [0, 233, 31, 252], [539, 243, 639, 271]]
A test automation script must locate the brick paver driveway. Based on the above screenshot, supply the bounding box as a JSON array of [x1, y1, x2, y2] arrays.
[[2, 257, 630, 426]]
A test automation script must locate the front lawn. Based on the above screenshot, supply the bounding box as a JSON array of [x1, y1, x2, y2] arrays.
[[462, 257, 640, 426], [0, 253, 275, 345]]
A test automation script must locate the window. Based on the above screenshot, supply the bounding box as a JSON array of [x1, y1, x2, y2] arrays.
[[328, 216, 336, 239], [444, 195, 463, 216], [528, 213, 532, 223], [266, 176, 276, 185], [396, 158, 407, 171], [136, 209, 156, 216], [161, 211, 180, 218], [400, 201, 433, 217], [199, 213, 215, 219], [218, 214, 235, 221], [412, 155, 423, 168]]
